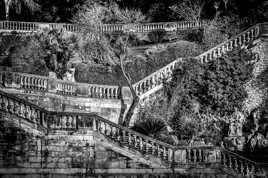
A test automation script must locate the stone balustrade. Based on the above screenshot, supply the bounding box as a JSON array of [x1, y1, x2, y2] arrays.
[[47, 111, 220, 166], [0, 71, 120, 99], [133, 58, 183, 96], [133, 23, 268, 97], [220, 149, 267, 177], [0, 90, 48, 129], [47, 111, 176, 164], [0, 71, 49, 91], [197, 24, 261, 63], [0, 20, 203, 34], [1, 89, 267, 175]]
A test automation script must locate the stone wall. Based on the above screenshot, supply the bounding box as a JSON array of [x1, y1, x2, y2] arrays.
[[7, 90, 133, 125], [0, 128, 138, 170]]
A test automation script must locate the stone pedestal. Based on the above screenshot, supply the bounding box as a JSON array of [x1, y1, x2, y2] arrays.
[[224, 136, 245, 151]]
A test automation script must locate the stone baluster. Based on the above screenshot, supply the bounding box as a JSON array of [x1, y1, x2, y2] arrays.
[[193, 149, 197, 163], [25, 105, 31, 120], [139, 137, 143, 152], [121, 130, 126, 144], [251, 165, 255, 176], [151, 142, 156, 155], [250, 29, 254, 39], [187, 149, 191, 162], [25, 77, 30, 88], [88, 86, 92, 97], [240, 160, 245, 176], [162, 147, 166, 160], [98, 120, 103, 133], [198, 149, 202, 162], [229, 155, 233, 169], [117, 128, 122, 142], [147, 141, 152, 155], [115, 88, 119, 99], [110, 126, 115, 139], [157, 145, 161, 157], [241, 33, 246, 43], [109, 88, 113, 98], [3, 96, 8, 111], [70, 115, 75, 129], [92, 117, 97, 131], [110, 88, 114, 98], [102, 122, 107, 134], [107, 124, 112, 136], [65, 115, 71, 129], [246, 31, 251, 42], [245, 164, 250, 177], [234, 38, 238, 48], [92, 87, 97, 97], [62, 116, 66, 129]]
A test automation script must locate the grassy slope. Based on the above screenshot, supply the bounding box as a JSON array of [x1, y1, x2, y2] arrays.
[[75, 40, 203, 86]]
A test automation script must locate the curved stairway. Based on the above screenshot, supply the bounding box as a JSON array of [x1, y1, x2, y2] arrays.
[[0, 89, 267, 177], [1, 22, 266, 101], [133, 22, 267, 99]]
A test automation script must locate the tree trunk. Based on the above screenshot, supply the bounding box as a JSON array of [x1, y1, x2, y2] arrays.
[[118, 85, 127, 125], [119, 56, 140, 127], [4, 0, 11, 20], [122, 94, 139, 127]]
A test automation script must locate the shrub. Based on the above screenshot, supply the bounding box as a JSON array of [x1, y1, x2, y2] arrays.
[[3, 29, 77, 78], [148, 29, 167, 43], [165, 49, 254, 144]]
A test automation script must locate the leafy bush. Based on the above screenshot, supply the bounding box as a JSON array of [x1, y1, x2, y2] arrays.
[[131, 117, 166, 138], [202, 16, 241, 50], [148, 29, 167, 43], [4, 36, 49, 75], [2, 29, 77, 78], [165, 49, 254, 144]]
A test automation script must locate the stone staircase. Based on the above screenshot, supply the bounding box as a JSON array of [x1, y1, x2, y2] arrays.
[[133, 23, 267, 99], [0, 21, 268, 177], [0, 89, 267, 177], [1, 23, 264, 101]]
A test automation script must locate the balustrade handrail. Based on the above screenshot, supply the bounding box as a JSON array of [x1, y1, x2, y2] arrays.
[[0, 89, 174, 149], [0, 89, 49, 131], [1, 89, 268, 174], [133, 58, 183, 88], [0, 20, 204, 33], [222, 148, 268, 166], [0, 89, 47, 113], [49, 110, 176, 149], [0, 70, 117, 88], [132, 22, 268, 97], [196, 23, 262, 62], [220, 148, 268, 177], [0, 23, 267, 99], [0, 70, 120, 99], [0, 89, 219, 154]]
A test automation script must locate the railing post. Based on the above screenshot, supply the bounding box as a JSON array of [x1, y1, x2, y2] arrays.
[[92, 118, 97, 131]]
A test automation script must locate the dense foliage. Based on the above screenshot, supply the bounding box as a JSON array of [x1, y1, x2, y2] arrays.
[[163, 49, 254, 144], [1, 29, 77, 78], [1, 0, 267, 23]]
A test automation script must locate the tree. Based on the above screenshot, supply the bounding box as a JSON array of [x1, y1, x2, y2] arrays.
[[34, 28, 78, 79], [4, 35, 49, 75], [169, 0, 206, 22], [73, 1, 145, 126], [202, 15, 241, 50], [4, 28, 77, 78], [3, 0, 40, 20]]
